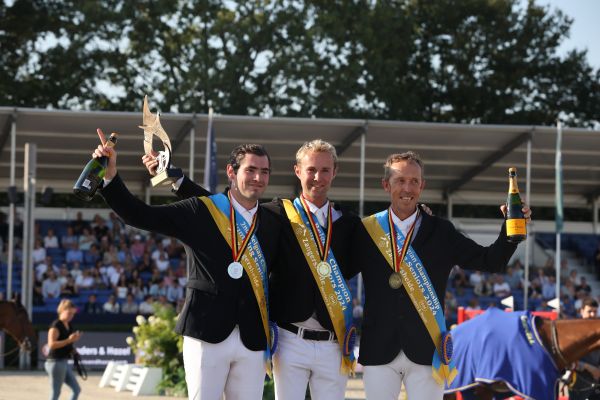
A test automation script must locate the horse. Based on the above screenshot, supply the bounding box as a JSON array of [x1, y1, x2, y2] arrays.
[[443, 307, 600, 400], [0, 300, 37, 354]]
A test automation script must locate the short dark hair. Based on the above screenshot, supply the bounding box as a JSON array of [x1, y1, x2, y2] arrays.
[[582, 297, 599, 309], [227, 144, 271, 173], [383, 151, 424, 181]]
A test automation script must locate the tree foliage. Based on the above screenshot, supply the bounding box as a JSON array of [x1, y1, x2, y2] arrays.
[[1, 0, 598, 126]]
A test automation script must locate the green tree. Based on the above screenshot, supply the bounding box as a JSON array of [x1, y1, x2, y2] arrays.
[[1, 0, 599, 126]]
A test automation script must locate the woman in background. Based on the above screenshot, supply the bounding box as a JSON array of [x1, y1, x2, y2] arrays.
[[45, 299, 82, 400]]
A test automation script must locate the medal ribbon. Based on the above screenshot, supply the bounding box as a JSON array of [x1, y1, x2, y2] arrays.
[[200, 193, 273, 376], [388, 208, 419, 273], [283, 199, 356, 375], [299, 195, 333, 262], [362, 210, 458, 386], [228, 191, 258, 263]]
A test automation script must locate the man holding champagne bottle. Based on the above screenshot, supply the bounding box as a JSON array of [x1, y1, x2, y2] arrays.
[[92, 128, 282, 400], [346, 151, 532, 400]]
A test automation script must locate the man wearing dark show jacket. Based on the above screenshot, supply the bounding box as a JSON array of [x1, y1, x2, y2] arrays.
[[144, 140, 361, 400], [94, 128, 281, 400], [347, 151, 532, 400]]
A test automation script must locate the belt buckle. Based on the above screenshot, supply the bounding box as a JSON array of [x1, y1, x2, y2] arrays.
[[296, 326, 306, 339]]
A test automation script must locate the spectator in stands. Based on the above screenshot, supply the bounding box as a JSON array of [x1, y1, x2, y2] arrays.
[[469, 270, 484, 289], [42, 270, 62, 299], [559, 294, 576, 318], [541, 275, 557, 300], [107, 212, 126, 243], [528, 279, 543, 300], [567, 269, 579, 286], [117, 241, 131, 264], [450, 266, 469, 292], [572, 298, 600, 400], [36, 255, 58, 281], [83, 293, 102, 314], [576, 276, 592, 295], [574, 291, 588, 312], [465, 297, 481, 311], [115, 274, 129, 299], [83, 244, 101, 266], [561, 278, 576, 299], [156, 294, 173, 310], [69, 261, 83, 280], [65, 243, 84, 265], [91, 214, 109, 241], [60, 276, 78, 298], [130, 277, 148, 301], [504, 266, 522, 291], [33, 280, 45, 306], [166, 279, 184, 304], [130, 234, 145, 262], [155, 251, 170, 272], [70, 211, 90, 236], [535, 300, 552, 311], [60, 226, 78, 250], [164, 237, 184, 259], [136, 251, 153, 273], [151, 241, 167, 262], [32, 238, 47, 264], [103, 294, 120, 314], [90, 267, 107, 289], [139, 295, 155, 315], [78, 228, 96, 251], [121, 293, 139, 314], [43, 228, 60, 249], [75, 269, 94, 291], [103, 244, 119, 266], [472, 272, 492, 296], [445, 291, 458, 324], [57, 264, 70, 287], [492, 274, 511, 298]]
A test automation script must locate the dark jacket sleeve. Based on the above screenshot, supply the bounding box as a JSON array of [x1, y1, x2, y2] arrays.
[[175, 176, 211, 199], [450, 220, 517, 274], [100, 174, 201, 240]]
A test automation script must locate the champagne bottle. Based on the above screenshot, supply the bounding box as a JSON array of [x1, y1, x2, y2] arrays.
[[73, 132, 118, 201], [506, 167, 526, 243]]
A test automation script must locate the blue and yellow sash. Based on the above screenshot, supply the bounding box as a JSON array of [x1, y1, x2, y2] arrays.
[[282, 198, 356, 375], [362, 209, 458, 386], [200, 193, 274, 376]]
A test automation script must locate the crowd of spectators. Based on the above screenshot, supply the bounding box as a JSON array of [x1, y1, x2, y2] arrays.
[[446, 256, 599, 321], [1, 211, 187, 316]]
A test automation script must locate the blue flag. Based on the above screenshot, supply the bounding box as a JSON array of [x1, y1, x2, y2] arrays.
[[203, 108, 218, 193], [555, 121, 563, 234]]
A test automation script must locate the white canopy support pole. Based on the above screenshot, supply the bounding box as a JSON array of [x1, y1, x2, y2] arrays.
[[523, 136, 532, 311], [189, 116, 196, 182], [357, 125, 367, 304], [593, 198, 599, 236], [7, 113, 16, 301], [20, 143, 36, 370]]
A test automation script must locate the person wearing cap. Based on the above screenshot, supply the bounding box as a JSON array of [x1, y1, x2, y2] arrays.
[[346, 151, 532, 400], [93, 129, 281, 400], [145, 139, 361, 400]]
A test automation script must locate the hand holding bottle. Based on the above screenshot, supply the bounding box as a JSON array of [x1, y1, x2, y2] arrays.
[[94, 128, 118, 181]]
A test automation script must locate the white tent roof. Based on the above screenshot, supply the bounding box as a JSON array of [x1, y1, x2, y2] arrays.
[[1, 106, 599, 207]]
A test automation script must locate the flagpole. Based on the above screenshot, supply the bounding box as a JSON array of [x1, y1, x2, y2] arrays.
[[203, 106, 214, 190], [555, 120, 563, 316]]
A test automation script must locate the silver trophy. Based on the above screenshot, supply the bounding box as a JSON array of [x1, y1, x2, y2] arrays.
[[139, 95, 183, 187]]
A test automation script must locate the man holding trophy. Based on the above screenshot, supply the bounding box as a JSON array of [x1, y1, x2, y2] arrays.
[[92, 100, 281, 399]]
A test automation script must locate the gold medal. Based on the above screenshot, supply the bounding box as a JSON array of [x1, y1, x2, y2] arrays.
[[388, 272, 403, 289], [316, 261, 331, 277]]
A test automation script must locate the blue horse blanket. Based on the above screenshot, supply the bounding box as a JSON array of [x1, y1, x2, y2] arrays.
[[444, 307, 559, 400]]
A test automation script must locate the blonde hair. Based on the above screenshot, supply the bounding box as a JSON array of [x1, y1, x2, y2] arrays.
[[57, 299, 76, 314], [295, 139, 338, 168]]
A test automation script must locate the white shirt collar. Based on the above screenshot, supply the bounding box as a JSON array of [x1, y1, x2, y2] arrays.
[[229, 192, 258, 224], [390, 208, 419, 236], [304, 198, 342, 225]]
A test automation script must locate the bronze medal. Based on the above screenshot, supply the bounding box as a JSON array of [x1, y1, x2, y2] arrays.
[[388, 272, 403, 289]]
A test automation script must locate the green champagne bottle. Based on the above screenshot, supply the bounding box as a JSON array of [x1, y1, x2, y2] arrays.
[[506, 167, 526, 243], [73, 132, 118, 201]]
